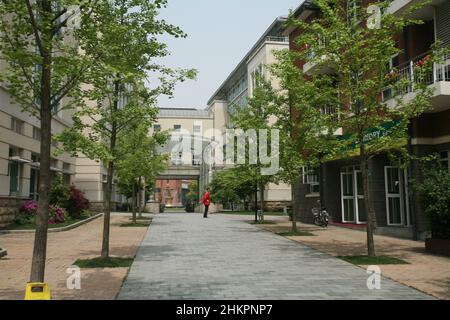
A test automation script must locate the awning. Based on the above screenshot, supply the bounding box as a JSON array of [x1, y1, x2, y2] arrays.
[[9, 156, 31, 164]]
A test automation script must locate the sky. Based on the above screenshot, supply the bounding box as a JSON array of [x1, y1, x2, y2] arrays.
[[155, 0, 303, 110]]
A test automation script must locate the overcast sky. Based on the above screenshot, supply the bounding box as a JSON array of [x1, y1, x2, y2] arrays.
[[155, 0, 303, 109]]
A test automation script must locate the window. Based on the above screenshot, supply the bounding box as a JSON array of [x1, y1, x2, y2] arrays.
[[173, 125, 181, 131], [347, 0, 360, 28], [193, 125, 201, 133], [154, 124, 161, 132], [11, 118, 24, 134], [32, 127, 41, 141], [302, 167, 320, 194]]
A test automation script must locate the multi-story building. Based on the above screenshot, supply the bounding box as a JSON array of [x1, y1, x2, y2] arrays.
[[206, 17, 293, 211], [0, 73, 78, 227], [286, 0, 450, 240]]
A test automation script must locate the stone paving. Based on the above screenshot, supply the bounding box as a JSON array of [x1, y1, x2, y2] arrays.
[[118, 212, 434, 300], [0, 214, 148, 300]]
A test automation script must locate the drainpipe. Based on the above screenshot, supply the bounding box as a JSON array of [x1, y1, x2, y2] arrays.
[[407, 123, 419, 241]]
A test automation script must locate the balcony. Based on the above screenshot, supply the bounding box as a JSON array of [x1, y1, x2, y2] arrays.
[[303, 54, 336, 75], [382, 52, 450, 112]]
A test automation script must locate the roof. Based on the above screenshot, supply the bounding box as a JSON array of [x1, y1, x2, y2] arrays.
[[158, 108, 212, 119], [207, 16, 288, 106], [282, 0, 317, 36]]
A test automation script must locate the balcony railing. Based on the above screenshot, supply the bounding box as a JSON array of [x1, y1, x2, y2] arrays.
[[265, 36, 289, 43], [382, 52, 450, 101]]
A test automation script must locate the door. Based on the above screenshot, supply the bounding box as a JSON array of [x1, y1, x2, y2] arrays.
[[341, 168, 366, 224], [355, 171, 366, 223], [9, 161, 20, 195], [385, 166, 409, 226], [341, 171, 355, 223]]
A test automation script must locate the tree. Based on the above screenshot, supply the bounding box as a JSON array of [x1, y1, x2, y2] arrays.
[[0, 0, 101, 282], [209, 169, 254, 211], [116, 123, 168, 224], [57, 0, 196, 259], [230, 79, 282, 221], [280, 0, 446, 256]]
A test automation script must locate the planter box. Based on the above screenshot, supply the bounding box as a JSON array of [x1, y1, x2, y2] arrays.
[[425, 238, 450, 257]]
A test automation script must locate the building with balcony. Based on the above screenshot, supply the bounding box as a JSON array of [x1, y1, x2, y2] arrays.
[[205, 17, 293, 211], [286, 0, 450, 240], [0, 67, 78, 227]]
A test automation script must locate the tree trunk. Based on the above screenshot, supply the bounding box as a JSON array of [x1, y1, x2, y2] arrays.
[[291, 183, 297, 233], [138, 177, 143, 218], [30, 33, 52, 282], [254, 182, 258, 223], [259, 183, 265, 221], [132, 181, 137, 224], [101, 80, 119, 259], [360, 142, 376, 257]]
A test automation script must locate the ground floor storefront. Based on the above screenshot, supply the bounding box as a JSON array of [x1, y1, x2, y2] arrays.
[[294, 110, 450, 241]]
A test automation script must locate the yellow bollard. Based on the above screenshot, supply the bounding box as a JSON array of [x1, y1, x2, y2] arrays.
[[24, 282, 51, 300]]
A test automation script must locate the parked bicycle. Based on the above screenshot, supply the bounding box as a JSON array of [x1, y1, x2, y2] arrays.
[[312, 200, 329, 227]]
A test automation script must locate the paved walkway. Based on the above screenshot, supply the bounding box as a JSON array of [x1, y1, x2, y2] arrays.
[[0, 214, 147, 300], [118, 213, 433, 300]]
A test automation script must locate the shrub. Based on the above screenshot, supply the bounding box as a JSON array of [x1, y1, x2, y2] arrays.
[[48, 205, 66, 224], [49, 175, 69, 206], [416, 164, 450, 239], [15, 200, 38, 225], [66, 186, 90, 218]]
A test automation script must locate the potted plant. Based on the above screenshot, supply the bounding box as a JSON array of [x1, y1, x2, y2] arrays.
[[416, 162, 450, 256]]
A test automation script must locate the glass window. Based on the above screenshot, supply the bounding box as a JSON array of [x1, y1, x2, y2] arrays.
[[11, 118, 24, 134], [174, 125, 181, 131], [32, 127, 41, 141], [154, 124, 161, 132]]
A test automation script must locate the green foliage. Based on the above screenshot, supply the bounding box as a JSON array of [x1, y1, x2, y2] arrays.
[[74, 257, 134, 268], [49, 175, 70, 207], [416, 162, 450, 239], [209, 169, 254, 207], [338, 255, 409, 265]]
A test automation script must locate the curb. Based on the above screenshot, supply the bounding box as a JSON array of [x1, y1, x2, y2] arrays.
[[0, 213, 103, 235], [0, 248, 7, 258]]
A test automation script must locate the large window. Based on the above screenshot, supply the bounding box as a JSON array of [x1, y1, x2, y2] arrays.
[[11, 117, 24, 134], [302, 166, 320, 195], [32, 126, 41, 141], [384, 166, 410, 226], [153, 124, 161, 132]]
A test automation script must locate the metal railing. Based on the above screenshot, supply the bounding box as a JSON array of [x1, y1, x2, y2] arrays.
[[382, 52, 450, 101], [265, 36, 289, 43]]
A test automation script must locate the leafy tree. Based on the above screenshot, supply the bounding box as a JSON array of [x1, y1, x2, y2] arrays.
[[279, 0, 447, 256], [209, 169, 253, 211], [230, 79, 282, 221], [416, 159, 450, 240], [56, 0, 196, 258], [116, 123, 168, 223], [0, 0, 102, 282]]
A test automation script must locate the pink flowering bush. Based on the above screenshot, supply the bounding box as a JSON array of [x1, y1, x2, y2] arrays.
[[20, 200, 38, 215], [48, 205, 66, 224], [15, 200, 66, 225]]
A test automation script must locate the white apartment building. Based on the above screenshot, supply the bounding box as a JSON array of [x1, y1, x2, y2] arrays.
[[205, 17, 292, 211]]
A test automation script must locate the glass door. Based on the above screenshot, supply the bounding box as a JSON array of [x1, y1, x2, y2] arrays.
[[385, 166, 409, 226], [355, 171, 366, 223], [341, 171, 355, 223]]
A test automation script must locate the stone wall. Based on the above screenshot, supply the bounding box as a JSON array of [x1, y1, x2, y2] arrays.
[[0, 197, 28, 228]]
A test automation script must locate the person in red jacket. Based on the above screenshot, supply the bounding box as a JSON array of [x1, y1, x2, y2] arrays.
[[201, 187, 211, 218]]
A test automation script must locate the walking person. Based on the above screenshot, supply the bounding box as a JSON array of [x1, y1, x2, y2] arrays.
[[201, 187, 211, 218]]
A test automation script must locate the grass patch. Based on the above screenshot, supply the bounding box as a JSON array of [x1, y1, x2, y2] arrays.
[[277, 231, 315, 237], [132, 216, 152, 221], [249, 220, 277, 225], [74, 257, 134, 268], [337, 255, 409, 265], [222, 211, 287, 216], [120, 221, 151, 227], [0, 214, 94, 231]]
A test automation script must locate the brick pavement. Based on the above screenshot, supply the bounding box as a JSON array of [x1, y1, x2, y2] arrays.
[[118, 212, 433, 300]]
